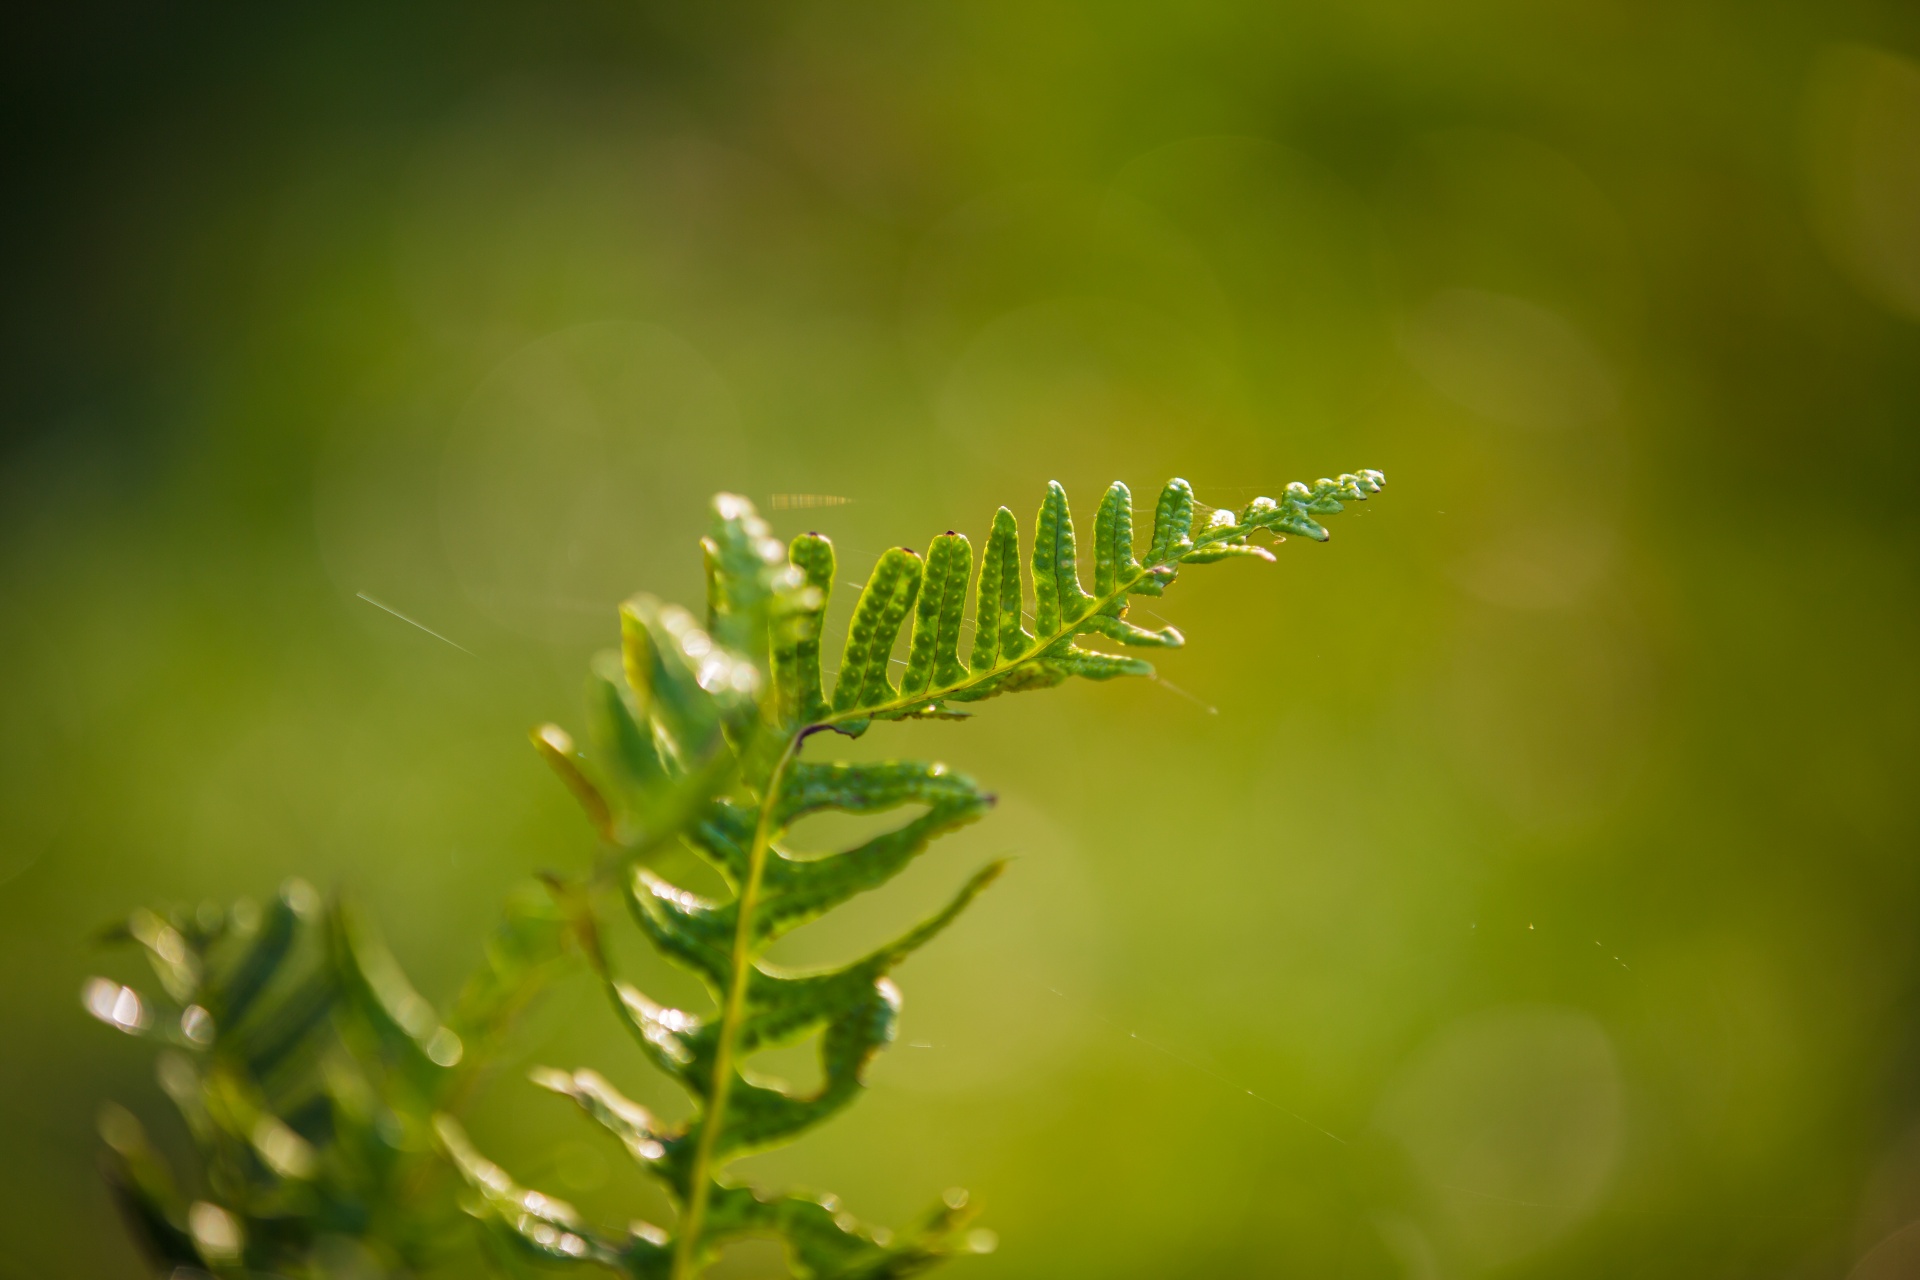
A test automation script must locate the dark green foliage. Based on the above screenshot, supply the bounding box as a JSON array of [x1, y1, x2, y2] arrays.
[[449, 470, 1384, 1278], [84, 883, 569, 1278]]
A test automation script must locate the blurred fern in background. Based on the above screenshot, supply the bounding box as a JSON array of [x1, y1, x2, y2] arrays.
[[86, 883, 568, 1277]]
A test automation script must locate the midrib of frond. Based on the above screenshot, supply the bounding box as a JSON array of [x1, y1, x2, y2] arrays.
[[674, 733, 802, 1278]]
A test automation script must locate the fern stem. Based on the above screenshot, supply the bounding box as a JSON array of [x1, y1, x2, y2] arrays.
[[672, 729, 806, 1279]]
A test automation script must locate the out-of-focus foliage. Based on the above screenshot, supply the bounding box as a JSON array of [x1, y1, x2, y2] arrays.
[[83, 882, 569, 1277], [5, 0, 1920, 1277], [453, 475, 1378, 1277]]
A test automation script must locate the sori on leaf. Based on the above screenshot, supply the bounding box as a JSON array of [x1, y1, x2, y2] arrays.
[[455, 469, 1386, 1279]]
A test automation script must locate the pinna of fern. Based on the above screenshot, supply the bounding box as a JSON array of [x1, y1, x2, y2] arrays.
[[442, 468, 1385, 1279]]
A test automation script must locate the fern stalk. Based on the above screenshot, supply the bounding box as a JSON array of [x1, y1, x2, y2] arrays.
[[677, 732, 805, 1278]]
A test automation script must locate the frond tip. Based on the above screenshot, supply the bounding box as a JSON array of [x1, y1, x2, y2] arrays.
[[783, 468, 1386, 729]]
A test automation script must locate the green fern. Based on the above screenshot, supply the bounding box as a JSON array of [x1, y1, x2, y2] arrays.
[[446, 469, 1386, 1279], [83, 881, 569, 1277]]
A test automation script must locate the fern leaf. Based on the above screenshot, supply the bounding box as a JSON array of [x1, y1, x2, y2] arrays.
[[610, 979, 701, 1075], [1032, 480, 1094, 632], [589, 653, 672, 791], [462, 468, 1384, 1280], [902, 532, 972, 697], [973, 505, 1031, 667], [442, 1140, 978, 1280], [624, 595, 756, 757], [1081, 611, 1184, 648], [1041, 647, 1155, 681], [333, 898, 468, 1081], [776, 532, 836, 727], [1092, 480, 1141, 599], [833, 547, 924, 713], [703, 492, 800, 662], [532, 1066, 671, 1164], [546, 577, 778, 852], [773, 760, 986, 822], [634, 763, 995, 958], [533, 723, 617, 847], [627, 870, 731, 993], [1144, 476, 1196, 581], [1182, 539, 1277, 565], [703, 1183, 981, 1280], [438, 1114, 664, 1272]]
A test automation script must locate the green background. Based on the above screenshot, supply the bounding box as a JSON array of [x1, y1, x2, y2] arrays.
[[5, 2, 1920, 1276]]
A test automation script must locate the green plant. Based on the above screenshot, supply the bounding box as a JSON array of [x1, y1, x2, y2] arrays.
[[87, 468, 1384, 1280], [444, 469, 1386, 1279], [84, 883, 569, 1278]]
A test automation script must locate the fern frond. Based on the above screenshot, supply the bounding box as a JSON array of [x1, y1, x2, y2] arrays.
[[456, 468, 1384, 1280], [84, 881, 571, 1278]]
